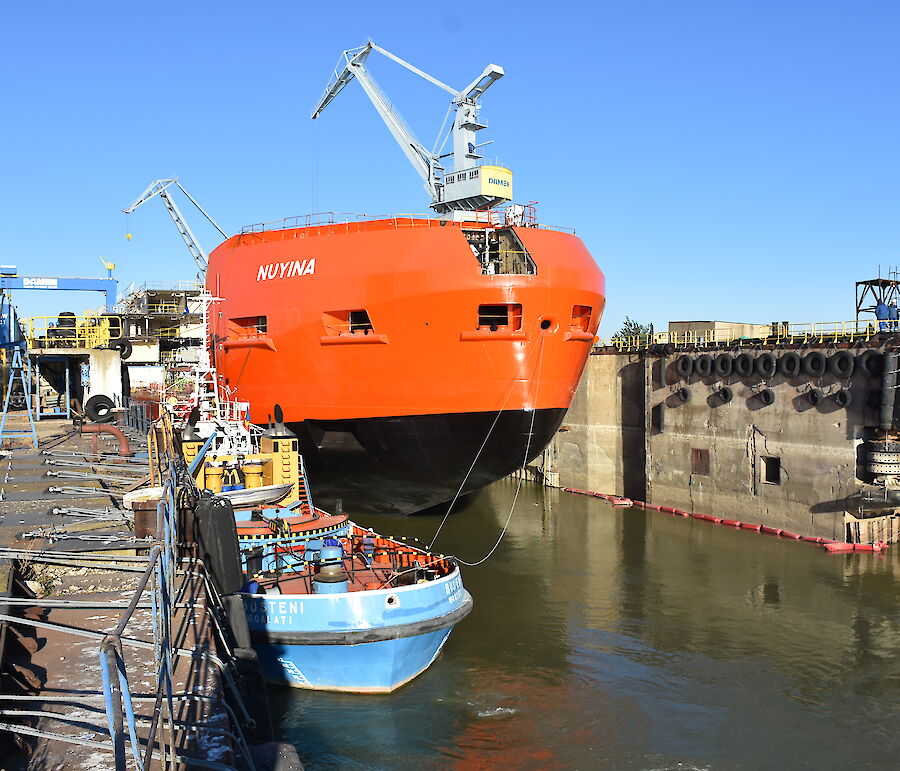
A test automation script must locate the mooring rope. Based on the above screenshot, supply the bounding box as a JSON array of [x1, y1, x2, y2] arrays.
[[430, 335, 545, 562]]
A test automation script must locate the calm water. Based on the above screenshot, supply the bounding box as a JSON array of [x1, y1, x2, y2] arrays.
[[269, 480, 900, 770]]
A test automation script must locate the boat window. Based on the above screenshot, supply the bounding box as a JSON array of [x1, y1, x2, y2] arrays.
[[478, 304, 522, 332], [571, 305, 592, 332], [322, 309, 375, 336]]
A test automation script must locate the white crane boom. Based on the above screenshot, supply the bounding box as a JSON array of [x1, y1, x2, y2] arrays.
[[122, 178, 227, 277], [311, 41, 511, 214]]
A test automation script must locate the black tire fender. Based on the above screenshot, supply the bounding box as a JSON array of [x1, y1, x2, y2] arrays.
[[713, 353, 733, 378], [833, 388, 853, 408], [802, 352, 827, 378], [84, 394, 115, 423], [734, 352, 754, 378], [755, 353, 776, 378], [859, 350, 884, 378], [193, 496, 243, 595], [109, 337, 133, 360], [675, 355, 693, 379], [828, 351, 855, 378], [718, 386, 733, 404], [808, 388, 823, 405], [695, 354, 713, 378], [759, 388, 775, 406], [777, 352, 802, 378]]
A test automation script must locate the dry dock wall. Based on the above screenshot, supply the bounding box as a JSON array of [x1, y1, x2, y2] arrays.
[[532, 347, 893, 541]]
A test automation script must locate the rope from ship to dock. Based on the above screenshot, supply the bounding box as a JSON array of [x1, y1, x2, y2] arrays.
[[431, 336, 546, 567]]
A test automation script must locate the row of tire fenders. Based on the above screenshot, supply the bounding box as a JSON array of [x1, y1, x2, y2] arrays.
[[673, 349, 881, 381], [562, 487, 889, 554], [669, 349, 883, 407]]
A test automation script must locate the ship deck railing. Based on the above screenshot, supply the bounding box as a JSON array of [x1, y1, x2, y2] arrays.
[[26, 313, 123, 349], [239, 208, 577, 238], [596, 319, 895, 353]]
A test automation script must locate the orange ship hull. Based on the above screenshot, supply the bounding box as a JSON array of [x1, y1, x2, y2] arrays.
[[207, 216, 604, 514]]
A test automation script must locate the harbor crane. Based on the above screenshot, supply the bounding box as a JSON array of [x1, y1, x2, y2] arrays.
[[122, 178, 227, 278], [312, 41, 513, 215]]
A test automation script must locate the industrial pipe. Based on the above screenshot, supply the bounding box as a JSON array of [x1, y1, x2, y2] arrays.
[[80, 423, 134, 457]]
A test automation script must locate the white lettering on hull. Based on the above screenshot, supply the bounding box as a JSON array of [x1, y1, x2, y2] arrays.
[[256, 258, 316, 282]]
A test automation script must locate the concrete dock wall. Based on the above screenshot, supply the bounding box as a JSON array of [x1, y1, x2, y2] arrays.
[[533, 346, 895, 542]]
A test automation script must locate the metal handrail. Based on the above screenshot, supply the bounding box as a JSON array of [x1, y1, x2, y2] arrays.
[[0, 461, 253, 769], [26, 313, 123, 349], [597, 319, 889, 352], [239, 206, 574, 237]]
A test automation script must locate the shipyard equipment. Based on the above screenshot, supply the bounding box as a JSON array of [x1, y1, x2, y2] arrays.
[[0, 266, 116, 311], [312, 41, 512, 214], [123, 178, 227, 277]]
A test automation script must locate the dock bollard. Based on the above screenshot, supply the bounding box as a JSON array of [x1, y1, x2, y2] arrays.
[[123, 487, 165, 539]]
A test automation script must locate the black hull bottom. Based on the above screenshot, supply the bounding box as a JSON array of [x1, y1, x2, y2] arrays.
[[290, 408, 567, 516]]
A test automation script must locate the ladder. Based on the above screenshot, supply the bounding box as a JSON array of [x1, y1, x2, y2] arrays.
[[296, 455, 315, 514], [0, 347, 38, 449]]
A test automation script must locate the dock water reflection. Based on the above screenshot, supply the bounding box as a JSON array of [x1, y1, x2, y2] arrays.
[[271, 480, 900, 770]]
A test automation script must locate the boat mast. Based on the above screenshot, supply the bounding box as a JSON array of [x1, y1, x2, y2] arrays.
[[311, 41, 511, 215]]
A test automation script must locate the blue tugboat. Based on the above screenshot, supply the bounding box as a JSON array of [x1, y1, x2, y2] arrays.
[[239, 525, 473, 692]]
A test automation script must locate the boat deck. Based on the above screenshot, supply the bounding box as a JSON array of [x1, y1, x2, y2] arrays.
[[249, 528, 456, 594]]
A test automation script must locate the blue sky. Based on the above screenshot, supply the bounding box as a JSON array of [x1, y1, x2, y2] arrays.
[[2, 1, 897, 335]]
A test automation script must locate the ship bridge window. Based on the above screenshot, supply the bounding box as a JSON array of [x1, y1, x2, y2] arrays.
[[229, 316, 267, 336], [571, 305, 593, 332], [322, 309, 375, 336], [478, 304, 522, 332], [463, 227, 536, 276]]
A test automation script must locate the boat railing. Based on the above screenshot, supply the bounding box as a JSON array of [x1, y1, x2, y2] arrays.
[[239, 207, 577, 240]]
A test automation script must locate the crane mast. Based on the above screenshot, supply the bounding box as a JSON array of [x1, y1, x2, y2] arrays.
[[311, 42, 512, 215], [122, 178, 227, 278]]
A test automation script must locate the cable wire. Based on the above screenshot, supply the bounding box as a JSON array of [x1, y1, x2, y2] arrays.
[[431, 336, 546, 562], [428, 335, 545, 549]]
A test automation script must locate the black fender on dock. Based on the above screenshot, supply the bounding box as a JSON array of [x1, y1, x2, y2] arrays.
[[758, 388, 775, 406], [734, 352, 754, 378], [674, 355, 693, 379], [802, 351, 827, 378], [828, 351, 855, 378], [193, 496, 243, 595], [755, 353, 776, 378], [695, 354, 713, 378], [713, 353, 733, 378], [833, 388, 853, 408], [233, 647, 275, 743], [859, 349, 884, 378], [222, 594, 252, 649], [777, 352, 801, 378]]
